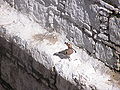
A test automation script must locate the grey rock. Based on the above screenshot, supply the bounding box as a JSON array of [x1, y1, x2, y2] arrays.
[[95, 42, 106, 61], [74, 28, 84, 47], [109, 17, 120, 45], [95, 42, 116, 68], [83, 34, 94, 54], [98, 33, 108, 40], [105, 46, 116, 68]]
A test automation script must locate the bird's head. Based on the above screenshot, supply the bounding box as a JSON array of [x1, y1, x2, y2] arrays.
[[65, 42, 72, 48]]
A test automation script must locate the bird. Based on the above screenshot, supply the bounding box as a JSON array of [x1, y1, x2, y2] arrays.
[[64, 42, 76, 55], [53, 42, 76, 60]]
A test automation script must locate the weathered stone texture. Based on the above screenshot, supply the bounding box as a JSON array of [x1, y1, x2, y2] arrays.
[[4, 0, 120, 71], [109, 17, 120, 45], [3, 0, 120, 73], [95, 42, 116, 68], [0, 84, 6, 90], [0, 29, 80, 90]]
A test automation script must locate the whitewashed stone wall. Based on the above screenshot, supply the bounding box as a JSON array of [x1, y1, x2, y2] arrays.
[[0, 0, 120, 90], [4, 0, 120, 71]]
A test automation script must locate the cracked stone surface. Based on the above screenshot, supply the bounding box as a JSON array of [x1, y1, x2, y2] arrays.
[[0, 0, 120, 90]]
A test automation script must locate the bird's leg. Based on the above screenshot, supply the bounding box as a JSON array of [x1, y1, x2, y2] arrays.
[[72, 48, 77, 53]]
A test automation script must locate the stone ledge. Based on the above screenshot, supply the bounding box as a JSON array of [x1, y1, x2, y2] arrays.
[[0, 36, 80, 90]]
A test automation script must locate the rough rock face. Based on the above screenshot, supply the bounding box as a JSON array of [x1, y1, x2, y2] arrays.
[[0, 29, 79, 90], [0, 0, 120, 90], [4, 0, 120, 70]]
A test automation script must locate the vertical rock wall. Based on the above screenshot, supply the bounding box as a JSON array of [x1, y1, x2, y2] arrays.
[[3, 0, 120, 71]]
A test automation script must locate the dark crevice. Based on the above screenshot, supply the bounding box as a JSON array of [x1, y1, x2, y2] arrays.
[[98, 55, 120, 72], [50, 66, 58, 90], [0, 53, 1, 77], [107, 14, 111, 41], [102, 0, 118, 8], [0, 77, 15, 90]]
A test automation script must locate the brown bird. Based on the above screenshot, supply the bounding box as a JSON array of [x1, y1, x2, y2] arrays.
[[53, 42, 76, 60], [64, 42, 76, 55]]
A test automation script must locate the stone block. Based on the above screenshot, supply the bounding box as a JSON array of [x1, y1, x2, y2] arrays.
[[98, 33, 108, 41], [109, 17, 120, 45], [95, 42, 117, 68], [95, 42, 107, 61], [83, 34, 94, 54]]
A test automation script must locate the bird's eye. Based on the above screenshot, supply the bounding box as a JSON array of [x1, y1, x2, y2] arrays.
[[65, 51, 67, 54]]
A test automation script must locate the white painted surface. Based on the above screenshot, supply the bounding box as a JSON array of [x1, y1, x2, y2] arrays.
[[0, 2, 120, 90]]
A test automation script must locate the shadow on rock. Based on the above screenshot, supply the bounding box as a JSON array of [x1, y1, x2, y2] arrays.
[[53, 49, 70, 59]]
